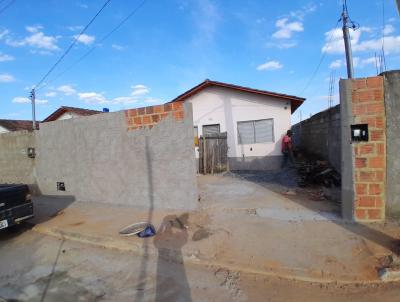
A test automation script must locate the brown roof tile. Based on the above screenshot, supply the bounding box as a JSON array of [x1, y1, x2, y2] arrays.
[[0, 119, 38, 131], [43, 106, 102, 122], [169, 79, 306, 113]]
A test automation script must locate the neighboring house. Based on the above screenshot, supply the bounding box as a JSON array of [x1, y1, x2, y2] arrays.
[[169, 79, 305, 170], [43, 106, 102, 122], [0, 119, 38, 133]]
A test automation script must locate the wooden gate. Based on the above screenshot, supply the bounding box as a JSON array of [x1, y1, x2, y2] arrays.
[[199, 132, 228, 174]]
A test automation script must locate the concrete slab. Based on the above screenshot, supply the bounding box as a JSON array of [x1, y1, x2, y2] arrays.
[[28, 174, 400, 284]]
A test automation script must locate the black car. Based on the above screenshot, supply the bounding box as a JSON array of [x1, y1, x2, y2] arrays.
[[0, 184, 34, 230]]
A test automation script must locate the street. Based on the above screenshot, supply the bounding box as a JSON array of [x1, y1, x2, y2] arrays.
[[1, 226, 400, 302]]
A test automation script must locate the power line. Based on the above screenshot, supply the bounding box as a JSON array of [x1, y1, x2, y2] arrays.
[[34, 0, 113, 89], [36, 0, 147, 91], [299, 19, 341, 95], [0, 0, 17, 16]]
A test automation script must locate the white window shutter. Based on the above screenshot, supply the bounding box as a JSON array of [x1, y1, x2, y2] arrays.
[[237, 121, 255, 144], [255, 119, 274, 143]]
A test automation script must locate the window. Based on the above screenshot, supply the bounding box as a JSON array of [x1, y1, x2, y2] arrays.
[[237, 119, 274, 144], [203, 124, 220, 136]]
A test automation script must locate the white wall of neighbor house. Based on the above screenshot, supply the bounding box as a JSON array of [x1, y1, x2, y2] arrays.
[[0, 126, 9, 133], [185, 86, 292, 159], [56, 112, 80, 120]]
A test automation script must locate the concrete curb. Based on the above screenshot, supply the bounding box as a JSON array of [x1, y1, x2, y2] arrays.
[[31, 224, 400, 285]]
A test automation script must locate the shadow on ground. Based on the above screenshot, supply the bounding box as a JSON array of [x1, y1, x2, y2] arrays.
[[0, 194, 75, 302], [230, 169, 400, 256]]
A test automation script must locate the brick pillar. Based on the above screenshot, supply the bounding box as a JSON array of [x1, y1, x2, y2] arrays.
[[350, 76, 386, 222]]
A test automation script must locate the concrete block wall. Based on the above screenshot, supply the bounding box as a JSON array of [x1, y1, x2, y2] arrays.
[[0, 130, 36, 187], [341, 76, 386, 222], [34, 102, 198, 210], [383, 71, 400, 218], [292, 104, 341, 171]]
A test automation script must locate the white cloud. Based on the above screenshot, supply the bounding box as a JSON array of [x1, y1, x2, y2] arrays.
[[256, 60, 283, 71], [273, 18, 303, 39], [57, 85, 76, 95], [12, 97, 30, 103], [78, 92, 108, 104], [383, 24, 395, 36], [352, 56, 383, 69], [112, 44, 126, 51], [329, 59, 342, 69], [0, 29, 9, 39], [74, 34, 95, 45], [144, 97, 161, 104], [322, 26, 400, 55], [356, 36, 400, 54], [112, 96, 138, 104], [45, 91, 57, 97], [289, 3, 317, 20], [6, 26, 59, 51], [111, 84, 156, 104], [68, 25, 84, 31], [192, 0, 220, 44], [26, 25, 43, 33], [266, 41, 297, 49], [12, 96, 48, 104], [75, 84, 157, 105], [131, 84, 150, 96], [0, 73, 15, 82], [0, 52, 14, 62]]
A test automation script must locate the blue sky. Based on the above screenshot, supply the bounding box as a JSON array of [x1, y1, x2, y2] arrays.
[[0, 0, 399, 123]]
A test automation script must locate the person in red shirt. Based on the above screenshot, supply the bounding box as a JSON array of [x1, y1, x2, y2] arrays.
[[281, 129, 294, 168]]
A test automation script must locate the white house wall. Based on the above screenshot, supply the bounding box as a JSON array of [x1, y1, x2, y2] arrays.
[[186, 86, 292, 170], [57, 112, 79, 120], [0, 126, 9, 133]]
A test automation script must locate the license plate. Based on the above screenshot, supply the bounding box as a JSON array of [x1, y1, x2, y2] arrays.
[[0, 219, 8, 230]]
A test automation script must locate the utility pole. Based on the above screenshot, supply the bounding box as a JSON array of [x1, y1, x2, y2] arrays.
[[30, 89, 37, 130], [341, 0, 354, 78]]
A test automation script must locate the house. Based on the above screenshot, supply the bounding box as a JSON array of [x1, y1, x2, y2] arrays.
[[169, 79, 305, 170], [43, 106, 102, 122], [0, 119, 38, 133]]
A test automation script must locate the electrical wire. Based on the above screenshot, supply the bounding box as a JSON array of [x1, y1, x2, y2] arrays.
[[34, 0, 113, 89], [299, 19, 341, 96], [0, 0, 16, 16], [36, 0, 147, 91]]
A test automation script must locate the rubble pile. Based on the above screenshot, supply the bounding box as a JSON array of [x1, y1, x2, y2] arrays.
[[297, 160, 341, 188]]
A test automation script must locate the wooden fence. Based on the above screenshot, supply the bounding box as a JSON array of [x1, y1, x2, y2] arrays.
[[198, 132, 228, 174]]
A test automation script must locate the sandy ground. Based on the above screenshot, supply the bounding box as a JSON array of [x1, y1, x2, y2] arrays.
[[22, 171, 400, 284], [1, 170, 400, 301], [0, 229, 399, 302]]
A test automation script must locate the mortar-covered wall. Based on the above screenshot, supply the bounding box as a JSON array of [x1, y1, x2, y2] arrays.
[[0, 130, 35, 186], [35, 103, 198, 210], [292, 105, 341, 171], [384, 70, 400, 217]]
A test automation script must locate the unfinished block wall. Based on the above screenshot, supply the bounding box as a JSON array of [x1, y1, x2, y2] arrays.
[[34, 102, 198, 210], [125, 102, 184, 130], [349, 76, 386, 222]]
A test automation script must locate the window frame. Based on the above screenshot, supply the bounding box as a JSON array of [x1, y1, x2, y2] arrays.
[[202, 124, 220, 136], [237, 118, 274, 145]]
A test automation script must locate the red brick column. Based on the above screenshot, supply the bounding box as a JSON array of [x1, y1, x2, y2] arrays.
[[351, 76, 386, 222], [124, 101, 184, 131]]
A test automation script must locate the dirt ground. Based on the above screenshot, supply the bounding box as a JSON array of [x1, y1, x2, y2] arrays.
[[1, 169, 400, 301], [1, 228, 400, 302]]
